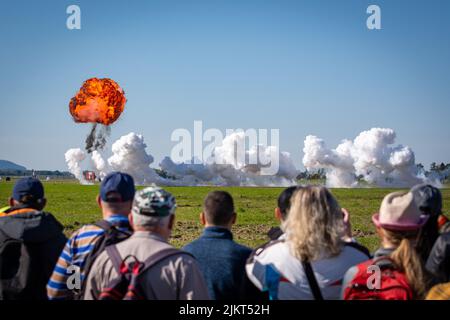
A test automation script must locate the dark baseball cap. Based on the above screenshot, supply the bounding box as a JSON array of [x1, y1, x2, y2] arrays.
[[411, 183, 442, 216], [12, 177, 45, 203], [100, 172, 135, 202]]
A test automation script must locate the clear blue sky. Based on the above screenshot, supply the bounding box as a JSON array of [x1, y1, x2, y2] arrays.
[[1, 0, 449, 171]]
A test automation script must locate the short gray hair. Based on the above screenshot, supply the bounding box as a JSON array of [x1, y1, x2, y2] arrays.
[[132, 211, 173, 228]]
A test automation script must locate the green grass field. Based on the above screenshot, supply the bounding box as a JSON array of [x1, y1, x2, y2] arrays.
[[0, 181, 449, 252]]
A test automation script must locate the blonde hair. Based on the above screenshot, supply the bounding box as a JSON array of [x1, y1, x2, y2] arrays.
[[382, 228, 430, 299], [284, 186, 345, 262]]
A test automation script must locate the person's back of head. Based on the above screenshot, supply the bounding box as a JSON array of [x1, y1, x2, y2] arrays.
[[130, 186, 177, 240], [97, 172, 135, 218], [202, 191, 235, 228], [373, 191, 431, 298], [284, 186, 345, 262], [411, 184, 442, 260], [276, 186, 302, 221], [9, 177, 46, 211]]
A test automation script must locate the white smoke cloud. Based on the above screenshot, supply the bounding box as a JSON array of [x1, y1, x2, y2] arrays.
[[65, 148, 89, 184], [66, 131, 298, 187], [162, 131, 298, 186], [302, 128, 436, 187], [106, 133, 162, 185], [91, 150, 109, 180], [68, 128, 437, 188]]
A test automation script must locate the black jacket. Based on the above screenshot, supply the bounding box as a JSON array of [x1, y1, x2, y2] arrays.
[[426, 232, 450, 284], [0, 207, 67, 300]]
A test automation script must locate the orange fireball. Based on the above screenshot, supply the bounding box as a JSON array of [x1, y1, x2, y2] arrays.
[[69, 78, 126, 126]]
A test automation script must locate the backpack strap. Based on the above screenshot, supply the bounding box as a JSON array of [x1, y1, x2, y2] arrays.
[[94, 220, 113, 231], [105, 245, 124, 275], [372, 255, 397, 269], [301, 260, 324, 301]]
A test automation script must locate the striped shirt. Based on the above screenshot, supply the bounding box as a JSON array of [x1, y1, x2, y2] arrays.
[[47, 215, 131, 300]]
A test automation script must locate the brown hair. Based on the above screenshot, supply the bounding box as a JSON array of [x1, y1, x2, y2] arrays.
[[382, 228, 430, 299]]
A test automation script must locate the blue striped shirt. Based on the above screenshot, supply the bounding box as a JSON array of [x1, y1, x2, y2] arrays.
[[47, 215, 131, 300]]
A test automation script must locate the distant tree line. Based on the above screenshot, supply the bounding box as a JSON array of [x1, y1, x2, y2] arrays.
[[297, 163, 450, 181], [0, 169, 74, 178]]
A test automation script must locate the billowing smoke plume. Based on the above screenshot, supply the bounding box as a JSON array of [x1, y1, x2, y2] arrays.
[[107, 133, 161, 185], [91, 150, 109, 180], [65, 148, 88, 184], [66, 131, 298, 186], [161, 132, 298, 186], [303, 128, 436, 187]]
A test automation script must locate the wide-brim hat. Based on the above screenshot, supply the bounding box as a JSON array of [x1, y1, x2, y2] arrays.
[[372, 191, 429, 231]]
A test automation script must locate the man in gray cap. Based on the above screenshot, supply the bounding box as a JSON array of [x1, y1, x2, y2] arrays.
[[83, 186, 210, 300]]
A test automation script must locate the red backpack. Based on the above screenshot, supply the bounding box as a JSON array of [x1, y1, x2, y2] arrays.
[[343, 257, 414, 300]]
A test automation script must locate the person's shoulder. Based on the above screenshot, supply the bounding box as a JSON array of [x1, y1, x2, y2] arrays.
[[438, 231, 450, 242], [157, 246, 198, 269], [247, 238, 287, 264], [343, 241, 371, 259], [433, 232, 450, 252], [231, 241, 253, 256], [182, 237, 203, 251], [67, 223, 103, 242], [340, 243, 372, 263]]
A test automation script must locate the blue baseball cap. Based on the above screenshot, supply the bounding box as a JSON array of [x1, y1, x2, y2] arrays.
[[100, 172, 135, 202], [12, 177, 45, 203]]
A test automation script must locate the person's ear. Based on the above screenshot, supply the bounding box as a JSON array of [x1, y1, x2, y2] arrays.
[[126, 200, 133, 214], [96, 195, 102, 208], [275, 208, 282, 221], [39, 198, 47, 210], [168, 214, 176, 230], [128, 213, 135, 229], [231, 212, 237, 225], [200, 212, 206, 226], [8, 197, 15, 207], [375, 226, 383, 236]]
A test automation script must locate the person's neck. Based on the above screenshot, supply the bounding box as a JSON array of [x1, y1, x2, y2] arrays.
[[102, 211, 127, 219], [204, 224, 232, 231], [133, 226, 169, 241], [381, 239, 397, 249]]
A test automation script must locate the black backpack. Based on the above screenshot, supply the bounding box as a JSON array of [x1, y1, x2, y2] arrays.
[[97, 245, 191, 300], [75, 220, 132, 299], [0, 236, 32, 300]]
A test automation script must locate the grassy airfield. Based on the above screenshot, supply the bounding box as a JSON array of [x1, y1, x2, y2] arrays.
[[0, 181, 448, 252]]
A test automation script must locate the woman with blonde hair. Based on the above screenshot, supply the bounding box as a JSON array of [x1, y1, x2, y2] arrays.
[[245, 186, 369, 300], [342, 191, 431, 300]]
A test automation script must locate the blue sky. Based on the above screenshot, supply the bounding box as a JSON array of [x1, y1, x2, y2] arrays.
[[0, 0, 449, 171]]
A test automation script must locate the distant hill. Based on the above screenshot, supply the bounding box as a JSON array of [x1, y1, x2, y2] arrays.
[[0, 160, 26, 171]]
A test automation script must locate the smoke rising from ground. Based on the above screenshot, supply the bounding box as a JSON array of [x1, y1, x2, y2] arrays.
[[66, 128, 439, 188], [161, 132, 298, 186], [65, 148, 88, 184], [303, 128, 436, 187], [66, 131, 298, 186]]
